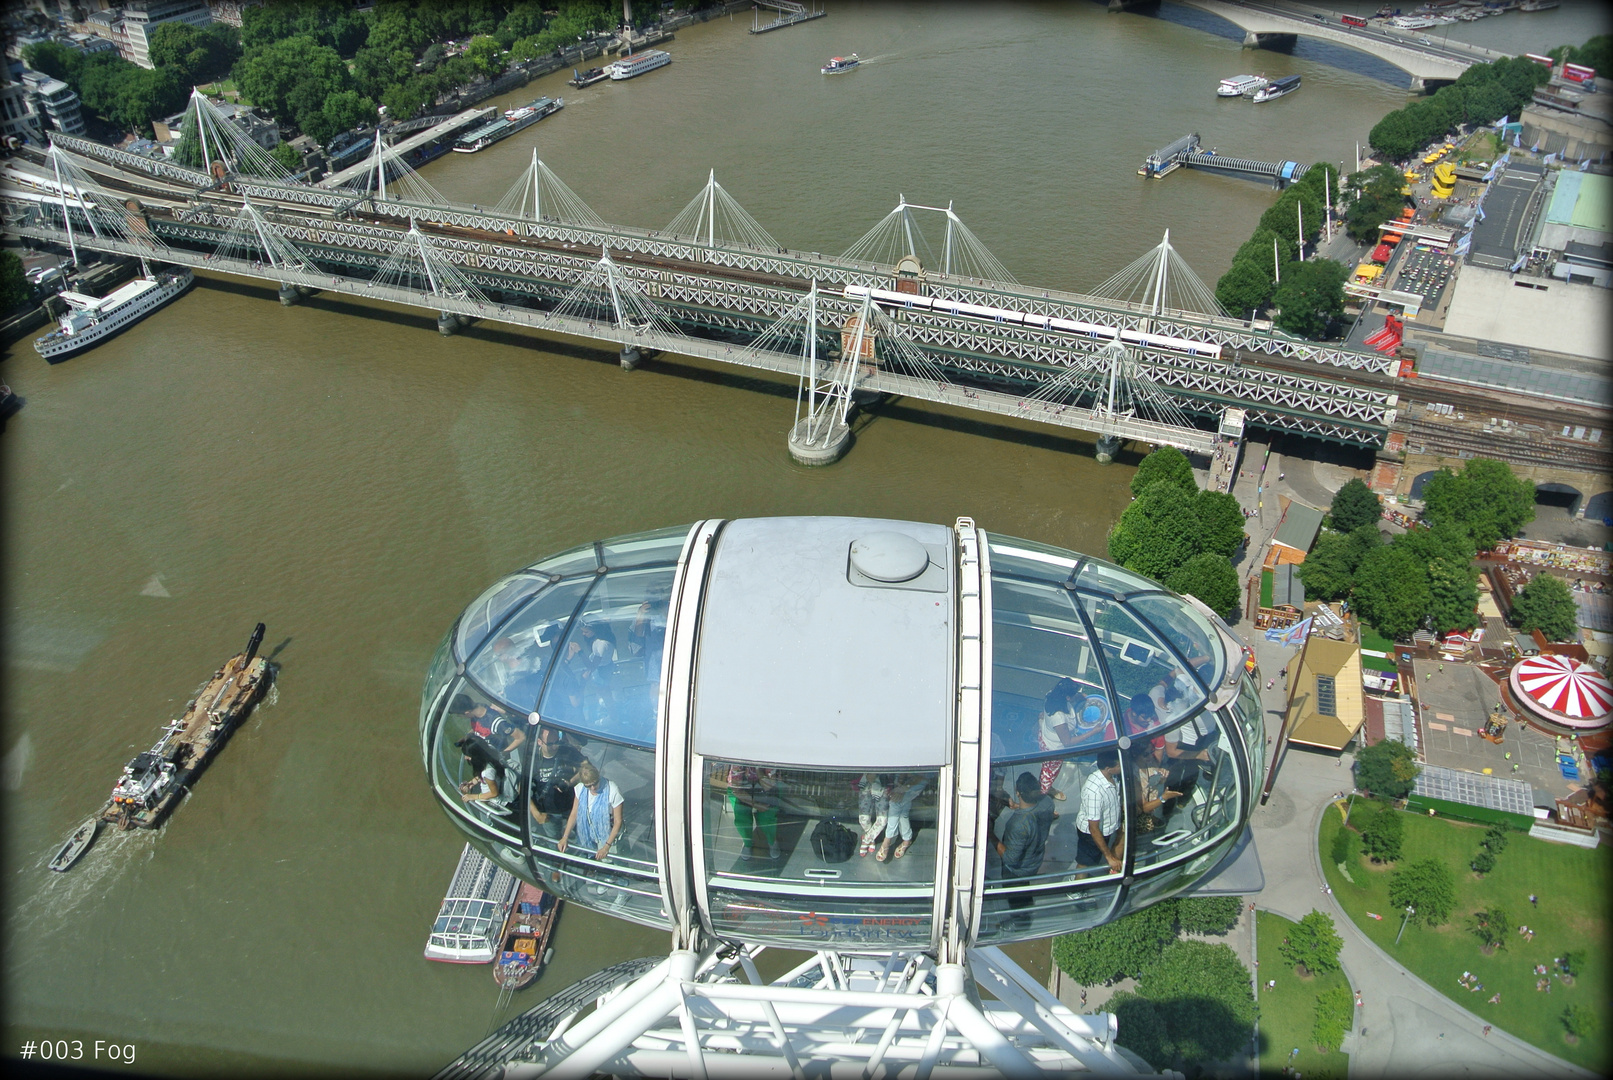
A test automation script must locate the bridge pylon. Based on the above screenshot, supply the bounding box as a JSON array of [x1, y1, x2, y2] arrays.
[[494, 148, 606, 227], [664, 169, 779, 251], [1092, 229, 1227, 330], [844, 196, 1017, 284], [550, 248, 686, 365], [368, 217, 491, 333]]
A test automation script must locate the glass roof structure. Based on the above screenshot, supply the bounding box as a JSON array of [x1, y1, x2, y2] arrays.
[[420, 517, 1263, 949]]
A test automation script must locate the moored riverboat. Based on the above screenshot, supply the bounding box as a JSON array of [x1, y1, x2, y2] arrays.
[[99, 623, 271, 832], [493, 883, 561, 991], [607, 49, 671, 81], [453, 97, 563, 153], [1252, 75, 1302, 103], [1217, 74, 1267, 97], [425, 844, 521, 963], [569, 66, 609, 88], [34, 268, 193, 363]]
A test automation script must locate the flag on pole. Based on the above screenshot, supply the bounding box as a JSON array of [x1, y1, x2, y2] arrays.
[[1266, 616, 1312, 646], [1495, 114, 1508, 129]]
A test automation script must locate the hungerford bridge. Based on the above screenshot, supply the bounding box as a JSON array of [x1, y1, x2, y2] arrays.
[[4, 91, 1400, 464]]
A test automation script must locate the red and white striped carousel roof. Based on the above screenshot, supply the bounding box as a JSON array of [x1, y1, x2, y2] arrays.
[[1509, 653, 1613, 725]]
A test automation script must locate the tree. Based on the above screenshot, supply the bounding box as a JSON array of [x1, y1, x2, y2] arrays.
[[1330, 479, 1382, 534], [1470, 848, 1496, 875], [1166, 554, 1239, 620], [1421, 459, 1535, 549], [1330, 822, 1356, 865], [462, 34, 507, 75], [1215, 256, 1276, 318], [1471, 906, 1509, 950], [313, 89, 378, 146], [1136, 941, 1256, 1065], [1273, 258, 1348, 340], [1108, 992, 1169, 1069], [1481, 823, 1510, 853], [497, 0, 549, 48], [270, 141, 303, 172], [1562, 1004, 1599, 1041], [1388, 858, 1457, 926], [1130, 446, 1196, 498], [1297, 532, 1355, 602], [0, 249, 27, 312], [1051, 902, 1178, 986], [1281, 910, 1344, 976], [1343, 164, 1407, 242], [1511, 574, 1578, 641], [1194, 490, 1245, 558], [1359, 802, 1405, 862], [148, 22, 240, 85], [1352, 544, 1431, 639], [1108, 481, 1201, 583], [1171, 895, 1243, 936], [1427, 557, 1480, 634], [21, 40, 84, 84], [1560, 950, 1584, 978], [1312, 984, 1353, 1054], [1355, 739, 1421, 799], [1343, 522, 1383, 572]]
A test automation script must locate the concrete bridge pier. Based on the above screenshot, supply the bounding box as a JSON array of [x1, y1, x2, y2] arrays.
[[278, 282, 302, 306], [438, 311, 473, 336], [787, 417, 852, 467], [1095, 433, 1124, 464], [1244, 31, 1296, 50], [620, 345, 641, 370]]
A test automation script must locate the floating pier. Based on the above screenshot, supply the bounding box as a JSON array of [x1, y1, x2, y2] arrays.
[[1140, 133, 1310, 186], [750, 1, 826, 34]]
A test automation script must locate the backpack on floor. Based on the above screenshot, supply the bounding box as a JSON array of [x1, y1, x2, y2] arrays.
[[811, 816, 857, 863]]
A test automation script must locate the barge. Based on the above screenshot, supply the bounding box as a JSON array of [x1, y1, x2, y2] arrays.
[[494, 882, 561, 992], [569, 67, 609, 88]]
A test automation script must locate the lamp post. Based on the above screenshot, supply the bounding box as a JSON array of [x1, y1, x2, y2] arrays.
[[1396, 905, 1415, 945]]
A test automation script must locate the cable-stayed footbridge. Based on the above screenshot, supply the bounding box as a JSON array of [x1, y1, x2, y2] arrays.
[[3, 91, 1400, 463]]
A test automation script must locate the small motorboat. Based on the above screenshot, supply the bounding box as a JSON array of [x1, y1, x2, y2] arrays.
[[49, 817, 100, 872], [821, 54, 860, 74]]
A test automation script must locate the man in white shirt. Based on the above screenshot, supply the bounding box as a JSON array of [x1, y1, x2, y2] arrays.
[[1076, 751, 1124, 872]]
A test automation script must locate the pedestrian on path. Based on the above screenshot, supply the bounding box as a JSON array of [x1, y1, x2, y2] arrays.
[[1483, 1025, 1491, 1036]]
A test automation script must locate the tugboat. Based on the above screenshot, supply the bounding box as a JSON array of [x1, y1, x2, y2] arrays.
[[103, 624, 271, 831], [821, 54, 860, 75], [49, 625, 271, 871], [493, 882, 561, 992]]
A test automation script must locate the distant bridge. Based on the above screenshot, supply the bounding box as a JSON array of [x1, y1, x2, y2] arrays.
[[1168, 0, 1502, 91]]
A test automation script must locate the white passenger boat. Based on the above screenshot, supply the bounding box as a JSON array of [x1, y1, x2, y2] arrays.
[[1217, 74, 1268, 97], [821, 54, 860, 74], [424, 844, 521, 963], [452, 97, 563, 153], [608, 49, 671, 81], [33, 267, 193, 363]]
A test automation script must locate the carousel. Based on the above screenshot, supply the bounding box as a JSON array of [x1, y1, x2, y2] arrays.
[[1507, 653, 1613, 733]]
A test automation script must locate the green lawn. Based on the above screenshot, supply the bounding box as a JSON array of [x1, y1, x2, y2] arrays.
[[1319, 804, 1611, 1070], [1261, 570, 1273, 609], [1359, 625, 1395, 655], [1256, 911, 1350, 1080]]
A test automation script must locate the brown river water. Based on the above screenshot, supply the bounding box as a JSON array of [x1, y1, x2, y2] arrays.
[[5, 2, 1599, 1073]]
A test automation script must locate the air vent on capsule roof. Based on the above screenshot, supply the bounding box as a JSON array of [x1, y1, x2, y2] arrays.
[[849, 531, 931, 583]]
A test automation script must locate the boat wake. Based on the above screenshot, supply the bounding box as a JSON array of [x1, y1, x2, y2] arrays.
[[14, 824, 162, 934]]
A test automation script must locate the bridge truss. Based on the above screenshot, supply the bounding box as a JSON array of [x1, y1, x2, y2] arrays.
[[6, 138, 1398, 447]]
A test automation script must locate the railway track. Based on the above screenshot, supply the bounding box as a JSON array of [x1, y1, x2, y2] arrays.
[[1399, 419, 1612, 473]]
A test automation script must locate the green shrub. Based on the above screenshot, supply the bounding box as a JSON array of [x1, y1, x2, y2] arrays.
[[1051, 902, 1177, 986], [1172, 895, 1244, 937], [1559, 950, 1584, 978], [1108, 991, 1169, 1068], [1312, 984, 1354, 1053], [1482, 823, 1510, 853], [1137, 941, 1256, 1064], [1470, 848, 1496, 875], [1470, 906, 1509, 951]]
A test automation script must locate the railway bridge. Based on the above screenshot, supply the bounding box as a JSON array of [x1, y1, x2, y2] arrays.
[[5, 99, 1403, 465]]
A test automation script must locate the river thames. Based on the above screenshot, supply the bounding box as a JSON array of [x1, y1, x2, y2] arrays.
[[2, 2, 1605, 1074]]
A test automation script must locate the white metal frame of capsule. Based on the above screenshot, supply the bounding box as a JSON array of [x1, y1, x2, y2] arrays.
[[841, 284, 1224, 359]]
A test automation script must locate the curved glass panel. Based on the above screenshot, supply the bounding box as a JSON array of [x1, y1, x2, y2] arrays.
[[468, 576, 595, 713], [432, 680, 523, 841], [422, 628, 456, 738], [537, 567, 675, 746], [527, 542, 600, 578], [1128, 711, 1242, 871], [1130, 592, 1225, 693], [708, 889, 932, 948], [989, 576, 1113, 762], [455, 573, 549, 662], [600, 524, 694, 569], [1236, 674, 1266, 813], [1074, 555, 1160, 598], [977, 882, 1119, 944], [703, 762, 941, 888], [524, 736, 658, 875], [984, 535, 1078, 586], [1077, 591, 1207, 738]]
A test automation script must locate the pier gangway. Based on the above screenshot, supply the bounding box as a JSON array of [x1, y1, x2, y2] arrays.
[[1141, 132, 1310, 185]]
